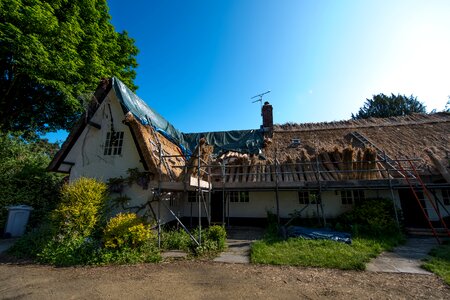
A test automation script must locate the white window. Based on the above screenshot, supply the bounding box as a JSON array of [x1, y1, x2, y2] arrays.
[[298, 191, 318, 204], [341, 190, 365, 205], [104, 131, 124, 155], [229, 191, 249, 203], [341, 190, 353, 205]]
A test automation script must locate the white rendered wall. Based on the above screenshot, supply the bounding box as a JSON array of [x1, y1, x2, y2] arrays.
[[63, 91, 179, 223], [182, 189, 400, 219]]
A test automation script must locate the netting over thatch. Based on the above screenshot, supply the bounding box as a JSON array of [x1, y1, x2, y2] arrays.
[[267, 113, 449, 178]]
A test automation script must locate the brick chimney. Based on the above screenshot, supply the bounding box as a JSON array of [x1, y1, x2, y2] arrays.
[[262, 101, 273, 131]]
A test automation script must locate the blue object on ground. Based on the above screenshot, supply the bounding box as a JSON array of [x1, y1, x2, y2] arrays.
[[286, 226, 352, 244]]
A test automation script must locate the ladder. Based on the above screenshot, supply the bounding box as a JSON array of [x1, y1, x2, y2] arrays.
[[397, 160, 450, 243], [350, 131, 413, 178]]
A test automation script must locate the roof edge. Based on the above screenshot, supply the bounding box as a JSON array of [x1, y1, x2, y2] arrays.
[[48, 78, 113, 172]]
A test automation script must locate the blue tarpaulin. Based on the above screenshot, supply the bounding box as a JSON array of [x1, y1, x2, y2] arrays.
[[112, 77, 264, 157], [286, 226, 352, 244]]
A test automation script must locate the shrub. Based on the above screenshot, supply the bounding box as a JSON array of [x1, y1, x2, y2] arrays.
[[205, 225, 227, 250], [161, 225, 227, 257], [103, 213, 152, 249], [192, 225, 227, 257], [37, 235, 100, 266], [161, 228, 192, 251], [8, 223, 54, 259], [32, 178, 109, 266], [52, 177, 108, 237], [0, 133, 62, 232], [100, 242, 161, 264], [336, 198, 400, 237]]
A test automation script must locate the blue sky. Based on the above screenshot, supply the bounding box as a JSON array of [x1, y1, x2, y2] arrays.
[[46, 0, 450, 141]]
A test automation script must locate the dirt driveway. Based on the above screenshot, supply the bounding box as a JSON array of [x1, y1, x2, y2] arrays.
[[0, 261, 448, 299]]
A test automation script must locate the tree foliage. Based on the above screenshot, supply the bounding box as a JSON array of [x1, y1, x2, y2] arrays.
[[0, 132, 63, 232], [0, 0, 138, 136], [352, 93, 426, 119]]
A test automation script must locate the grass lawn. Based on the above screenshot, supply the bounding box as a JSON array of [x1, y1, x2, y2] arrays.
[[422, 242, 450, 285], [251, 235, 403, 270]]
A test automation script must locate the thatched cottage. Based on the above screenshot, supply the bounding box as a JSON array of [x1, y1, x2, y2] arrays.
[[49, 78, 450, 231]]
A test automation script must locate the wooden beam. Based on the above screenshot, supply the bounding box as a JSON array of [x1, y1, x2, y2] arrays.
[[88, 121, 101, 129]]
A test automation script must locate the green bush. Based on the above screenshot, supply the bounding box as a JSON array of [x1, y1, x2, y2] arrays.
[[37, 235, 100, 266], [9, 178, 162, 266], [0, 133, 62, 232], [161, 228, 193, 251], [205, 225, 227, 250], [161, 225, 227, 257], [336, 198, 400, 237], [103, 213, 152, 249], [192, 225, 227, 257], [8, 223, 54, 259], [99, 242, 161, 264], [34, 178, 109, 266], [52, 177, 108, 237]]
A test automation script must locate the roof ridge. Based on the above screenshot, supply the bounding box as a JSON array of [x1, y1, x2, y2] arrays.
[[274, 113, 450, 132]]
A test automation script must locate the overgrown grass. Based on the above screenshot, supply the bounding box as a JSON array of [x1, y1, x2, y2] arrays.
[[251, 213, 404, 270], [251, 234, 403, 270], [422, 242, 450, 285]]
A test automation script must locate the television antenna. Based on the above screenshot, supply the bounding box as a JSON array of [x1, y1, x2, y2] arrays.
[[251, 90, 271, 109]]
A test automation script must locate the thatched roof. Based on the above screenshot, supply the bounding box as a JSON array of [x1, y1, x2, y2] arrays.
[[123, 112, 186, 180], [266, 113, 449, 175], [49, 77, 449, 185]]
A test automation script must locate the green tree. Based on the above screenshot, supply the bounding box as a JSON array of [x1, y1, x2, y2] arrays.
[[0, 132, 63, 232], [352, 93, 426, 119], [0, 0, 138, 137]]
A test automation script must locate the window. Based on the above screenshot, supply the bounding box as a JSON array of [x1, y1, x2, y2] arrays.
[[298, 191, 309, 204], [229, 191, 249, 203], [341, 190, 365, 205], [239, 191, 249, 202], [341, 190, 353, 205], [354, 190, 365, 205], [104, 131, 124, 155], [442, 189, 450, 205], [187, 191, 197, 202], [298, 191, 318, 204]]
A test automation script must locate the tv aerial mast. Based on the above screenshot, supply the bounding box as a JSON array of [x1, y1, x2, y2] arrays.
[[251, 90, 271, 110]]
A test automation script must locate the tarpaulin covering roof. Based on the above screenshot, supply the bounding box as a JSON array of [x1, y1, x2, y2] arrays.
[[112, 77, 263, 156], [182, 130, 264, 156]]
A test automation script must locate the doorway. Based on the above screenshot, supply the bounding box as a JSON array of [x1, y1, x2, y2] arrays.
[[398, 189, 428, 227], [211, 191, 224, 223]]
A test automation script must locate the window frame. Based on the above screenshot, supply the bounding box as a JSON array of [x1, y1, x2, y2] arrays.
[[104, 131, 124, 156], [341, 190, 365, 205], [298, 191, 318, 205], [229, 191, 249, 203]]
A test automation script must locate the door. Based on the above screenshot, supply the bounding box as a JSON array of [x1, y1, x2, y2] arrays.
[[211, 191, 224, 223], [398, 189, 428, 227]]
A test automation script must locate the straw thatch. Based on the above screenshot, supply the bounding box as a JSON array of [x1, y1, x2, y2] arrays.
[[186, 137, 214, 180], [123, 112, 185, 180], [267, 113, 450, 178]]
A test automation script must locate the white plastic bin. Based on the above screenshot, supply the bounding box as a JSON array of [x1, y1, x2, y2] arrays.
[[5, 205, 33, 237]]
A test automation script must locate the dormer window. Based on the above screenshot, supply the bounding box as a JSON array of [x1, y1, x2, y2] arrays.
[[104, 131, 124, 155]]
